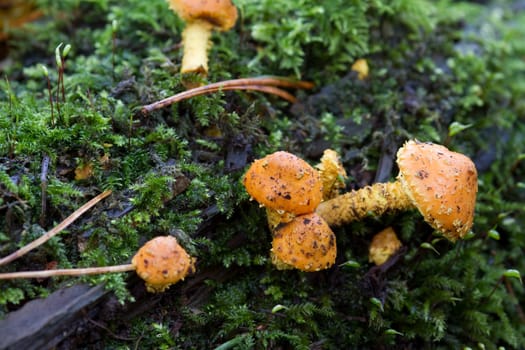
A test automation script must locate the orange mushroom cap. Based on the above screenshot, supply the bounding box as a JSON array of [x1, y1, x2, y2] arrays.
[[271, 213, 336, 272], [243, 151, 323, 215], [132, 236, 196, 293], [167, 0, 238, 31], [396, 140, 478, 241]]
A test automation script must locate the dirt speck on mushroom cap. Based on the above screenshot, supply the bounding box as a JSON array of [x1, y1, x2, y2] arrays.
[[396, 140, 478, 241]]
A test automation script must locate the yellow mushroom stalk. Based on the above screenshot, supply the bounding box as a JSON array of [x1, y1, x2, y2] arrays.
[[317, 140, 478, 241], [316, 149, 348, 201], [316, 182, 413, 227], [179, 19, 213, 75], [167, 0, 238, 77]]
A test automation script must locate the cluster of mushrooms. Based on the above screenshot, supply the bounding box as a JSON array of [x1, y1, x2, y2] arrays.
[[243, 140, 478, 272], [243, 150, 342, 272], [161, 0, 479, 272], [0, 140, 477, 291]]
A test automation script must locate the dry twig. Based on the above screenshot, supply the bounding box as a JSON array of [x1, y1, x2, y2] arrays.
[[0, 190, 112, 266]]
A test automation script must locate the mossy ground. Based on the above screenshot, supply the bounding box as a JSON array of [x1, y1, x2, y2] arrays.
[[1, 0, 524, 348]]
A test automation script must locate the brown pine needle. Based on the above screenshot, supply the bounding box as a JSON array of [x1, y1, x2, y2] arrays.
[[141, 76, 314, 114], [0, 190, 112, 267], [0, 264, 134, 280], [145, 85, 297, 112], [235, 85, 297, 102]]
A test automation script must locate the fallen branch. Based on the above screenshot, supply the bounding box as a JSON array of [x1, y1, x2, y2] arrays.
[[141, 76, 314, 114], [0, 190, 112, 266]]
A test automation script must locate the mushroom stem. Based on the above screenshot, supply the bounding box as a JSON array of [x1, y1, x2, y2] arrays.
[[316, 181, 413, 227], [0, 264, 134, 280], [180, 20, 213, 75], [265, 207, 297, 231], [317, 140, 478, 241]]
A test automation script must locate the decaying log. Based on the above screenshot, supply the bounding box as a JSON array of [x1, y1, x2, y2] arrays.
[[0, 284, 107, 350]]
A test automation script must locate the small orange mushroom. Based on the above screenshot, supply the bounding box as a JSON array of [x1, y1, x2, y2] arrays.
[[351, 58, 369, 80], [368, 227, 402, 266], [317, 140, 478, 241], [244, 152, 337, 271], [132, 236, 196, 292], [166, 0, 238, 77], [271, 213, 336, 272], [243, 151, 323, 229], [0, 236, 196, 293], [315, 149, 348, 200]]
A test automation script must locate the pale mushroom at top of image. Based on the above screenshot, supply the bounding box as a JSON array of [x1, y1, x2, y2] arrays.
[[166, 0, 238, 79]]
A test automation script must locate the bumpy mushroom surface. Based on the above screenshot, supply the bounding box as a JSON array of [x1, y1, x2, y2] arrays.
[[396, 140, 478, 240], [317, 140, 478, 241], [132, 236, 195, 293], [271, 213, 336, 272], [315, 149, 347, 200], [243, 151, 323, 218], [167, 0, 238, 76]]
